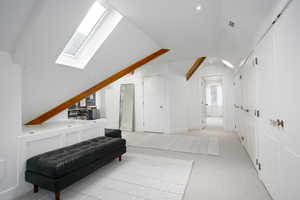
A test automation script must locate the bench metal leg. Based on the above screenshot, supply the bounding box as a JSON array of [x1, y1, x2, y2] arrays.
[[55, 192, 60, 200], [33, 185, 38, 193], [118, 156, 122, 161]]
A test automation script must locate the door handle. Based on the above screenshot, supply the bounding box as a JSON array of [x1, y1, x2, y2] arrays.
[[276, 119, 284, 128]]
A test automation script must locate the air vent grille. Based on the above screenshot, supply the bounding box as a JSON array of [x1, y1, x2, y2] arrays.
[[229, 21, 235, 28]]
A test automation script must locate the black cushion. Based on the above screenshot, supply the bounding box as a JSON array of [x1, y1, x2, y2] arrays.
[[25, 146, 126, 192], [105, 129, 122, 138], [26, 136, 126, 179]]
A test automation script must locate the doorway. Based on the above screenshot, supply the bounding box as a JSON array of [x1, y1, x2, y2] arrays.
[[119, 84, 135, 131], [204, 76, 224, 128]]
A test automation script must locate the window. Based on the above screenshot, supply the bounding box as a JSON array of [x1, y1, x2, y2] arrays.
[[206, 84, 223, 106], [56, 1, 123, 69], [63, 2, 107, 57]]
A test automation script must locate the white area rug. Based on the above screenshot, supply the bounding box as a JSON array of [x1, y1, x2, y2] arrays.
[[124, 132, 220, 156], [18, 154, 193, 200]]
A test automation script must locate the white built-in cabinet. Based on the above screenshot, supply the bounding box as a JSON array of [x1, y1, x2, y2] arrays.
[[235, 1, 300, 199]]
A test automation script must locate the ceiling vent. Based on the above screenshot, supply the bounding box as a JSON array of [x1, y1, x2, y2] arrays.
[[229, 21, 235, 28]]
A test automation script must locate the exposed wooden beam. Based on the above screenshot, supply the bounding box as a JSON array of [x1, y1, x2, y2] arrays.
[[185, 57, 206, 81], [26, 49, 170, 125]]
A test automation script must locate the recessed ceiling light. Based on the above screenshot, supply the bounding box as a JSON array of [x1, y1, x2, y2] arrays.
[[222, 59, 234, 68], [196, 5, 202, 11]]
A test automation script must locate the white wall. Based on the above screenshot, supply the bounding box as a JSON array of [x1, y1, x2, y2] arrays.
[[104, 60, 192, 134], [186, 69, 203, 130], [104, 59, 237, 134], [13, 0, 160, 124], [105, 63, 168, 132], [167, 66, 189, 133], [0, 52, 22, 198]]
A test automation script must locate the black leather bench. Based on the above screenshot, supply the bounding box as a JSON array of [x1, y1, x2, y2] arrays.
[[25, 136, 126, 200], [105, 128, 122, 138]]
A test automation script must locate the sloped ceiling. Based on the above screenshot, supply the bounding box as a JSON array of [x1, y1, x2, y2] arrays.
[[12, 0, 160, 123], [0, 0, 36, 52], [108, 0, 281, 65], [0, 0, 281, 123]]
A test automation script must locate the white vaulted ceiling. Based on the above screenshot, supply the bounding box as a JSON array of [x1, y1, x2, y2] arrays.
[[0, 0, 36, 52], [108, 0, 281, 65]]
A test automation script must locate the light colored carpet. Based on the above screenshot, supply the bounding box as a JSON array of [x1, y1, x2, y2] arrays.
[[17, 154, 193, 200], [124, 132, 220, 156]]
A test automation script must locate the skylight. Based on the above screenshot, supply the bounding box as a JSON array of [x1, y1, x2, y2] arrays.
[[63, 2, 107, 57], [56, 1, 123, 69]]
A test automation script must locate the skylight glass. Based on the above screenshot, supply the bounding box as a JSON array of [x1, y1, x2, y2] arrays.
[[56, 1, 123, 69], [63, 2, 107, 56]]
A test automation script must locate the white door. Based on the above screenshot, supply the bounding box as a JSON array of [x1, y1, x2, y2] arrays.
[[273, 1, 300, 199], [255, 28, 281, 200], [143, 76, 166, 133], [234, 74, 243, 137], [242, 57, 257, 166], [200, 78, 207, 128]]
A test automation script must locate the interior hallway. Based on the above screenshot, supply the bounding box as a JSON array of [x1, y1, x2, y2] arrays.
[[129, 128, 271, 200]]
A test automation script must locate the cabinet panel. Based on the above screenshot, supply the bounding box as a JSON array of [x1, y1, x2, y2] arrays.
[[260, 133, 280, 198], [273, 1, 300, 199], [255, 28, 281, 200], [273, 0, 300, 157], [280, 148, 300, 200]]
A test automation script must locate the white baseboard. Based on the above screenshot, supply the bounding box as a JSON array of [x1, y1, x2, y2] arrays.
[[0, 181, 32, 200]]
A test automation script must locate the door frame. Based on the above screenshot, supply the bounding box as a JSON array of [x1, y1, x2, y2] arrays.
[[201, 74, 224, 129]]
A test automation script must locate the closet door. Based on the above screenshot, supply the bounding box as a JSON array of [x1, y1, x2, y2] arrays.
[[255, 29, 281, 199], [243, 57, 257, 165], [234, 75, 242, 136], [273, 1, 300, 199], [239, 69, 247, 146]]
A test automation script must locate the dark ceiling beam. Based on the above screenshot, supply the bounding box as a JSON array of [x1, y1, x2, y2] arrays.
[[185, 57, 206, 81], [26, 48, 170, 125]]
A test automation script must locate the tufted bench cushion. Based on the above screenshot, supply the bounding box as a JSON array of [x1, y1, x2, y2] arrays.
[[26, 137, 126, 179]]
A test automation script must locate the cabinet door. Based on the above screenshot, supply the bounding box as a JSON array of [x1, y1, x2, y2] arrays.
[[244, 57, 257, 165], [234, 75, 242, 136], [256, 28, 281, 199], [239, 69, 247, 146], [273, 1, 300, 199]]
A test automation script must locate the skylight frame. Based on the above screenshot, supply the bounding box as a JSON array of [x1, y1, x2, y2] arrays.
[[56, 1, 123, 69], [62, 2, 109, 58]]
